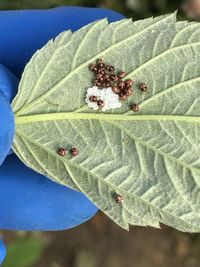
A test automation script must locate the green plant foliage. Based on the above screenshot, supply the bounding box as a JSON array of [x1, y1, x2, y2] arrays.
[[2, 237, 45, 267], [12, 13, 200, 231]]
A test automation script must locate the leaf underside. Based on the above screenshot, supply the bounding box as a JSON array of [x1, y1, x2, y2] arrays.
[[12, 13, 200, 231]]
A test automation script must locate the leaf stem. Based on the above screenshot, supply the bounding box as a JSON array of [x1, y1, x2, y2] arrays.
[[15, 112, 200, 125]]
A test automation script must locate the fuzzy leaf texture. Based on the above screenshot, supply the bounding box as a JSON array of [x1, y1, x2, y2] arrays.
[[12, 13, 200, 231]]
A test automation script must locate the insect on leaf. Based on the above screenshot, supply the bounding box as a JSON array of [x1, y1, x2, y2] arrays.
[[12, 13, 200, 231]]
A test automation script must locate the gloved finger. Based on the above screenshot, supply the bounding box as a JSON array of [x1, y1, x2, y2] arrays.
[[0, 154, 97, 231], [0, 7, 125, 78], [0, 240, 6, 265], [0, 63, 18, 102], [0, 63, 18, 161], [0, 90, 14, 166]]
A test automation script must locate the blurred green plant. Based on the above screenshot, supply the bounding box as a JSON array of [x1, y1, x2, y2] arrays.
[[2, 237, 45, 267], [0, 0, 181, 11], [0, 0, 187, 20]]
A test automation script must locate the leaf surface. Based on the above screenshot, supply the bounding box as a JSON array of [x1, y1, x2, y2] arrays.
[[12, 13, 200, 231]]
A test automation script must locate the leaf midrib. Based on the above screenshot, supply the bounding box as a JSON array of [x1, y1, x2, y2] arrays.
[[15, 129, 200, 230], [15, 112, 200, 125]]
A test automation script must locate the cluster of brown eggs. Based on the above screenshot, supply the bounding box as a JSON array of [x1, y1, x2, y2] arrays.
[[58, 147, 78, 157], [89, 59, 148, 113]]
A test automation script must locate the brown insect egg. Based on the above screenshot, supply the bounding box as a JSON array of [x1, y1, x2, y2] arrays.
[[139, 83, 148, 92], [58, 148, 67, 157], [131, 103, 140, 112], [125, 79, 133, 86], [97, 99, 105, 108], [118, 71, 126, 79], [114, 194, 123, 204], [70, 147, 79, 157], [119, 93, 127, 101], [89, 95, 97, 102], [112, 85, 120, 94]]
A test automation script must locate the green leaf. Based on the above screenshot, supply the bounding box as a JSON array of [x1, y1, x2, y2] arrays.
[[12, 13, 200, 231], [2, 237, 45, 267]]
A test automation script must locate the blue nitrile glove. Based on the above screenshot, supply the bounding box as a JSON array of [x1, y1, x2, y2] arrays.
[[0, 241, 6, 265], [0, 6, 125, 263]]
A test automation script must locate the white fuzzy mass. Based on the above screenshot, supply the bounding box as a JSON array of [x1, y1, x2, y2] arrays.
[[85, 86, 122, 112]]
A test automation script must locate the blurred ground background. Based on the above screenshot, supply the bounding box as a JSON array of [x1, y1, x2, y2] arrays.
[[1, 0, 200, 267]]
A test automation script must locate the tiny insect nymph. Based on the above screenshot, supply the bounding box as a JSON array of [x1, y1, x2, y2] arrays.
[[70, 148, 79, 156], [58, 148, 67, 156], [119, 93, 127, 101], [131, 103, 140, 112], [125, 79, 133, 86], [89, 64, 97, 72], [97, 99, 105, 108], [118, 81, 125, 90], [89, 95, 97, 102], [93, 79, 101, 87], [139, 83, 148, 92], [110, 74, 119, 82], [114, 194, 123, 203], [118, 71, 126, 79], [125, 87, 133, 96], [112, 85, 120, 94], [106, 65, 115, 72]]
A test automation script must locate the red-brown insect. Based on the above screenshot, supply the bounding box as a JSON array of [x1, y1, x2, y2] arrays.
[[139, 83, 148, 92], [96, 73, 104, 82], [97, 58, 104, 65], [110, 74, 119, 82], [118, 71, 126, 79], [104, 74, 110, 81], [89, 64, 97, 72], [97, 99, 105, 108], [97, 59, 104, 68], [105, 82, 111, 88], [89, 95, 97, 102], [97, 68, 106, 75], [70, 147, 79, 157], [106, 65, 115, 72], [125, 87, 133, 96], [112, 86, 120, 94], [114, 194, 123, 204], [131, 104, 140, 112], [125, 79, 133, 86], [119, 93, 127, 101], [93, 80, 101, 87], [118, 81, 125, 90], [58, 148, 67, 157]]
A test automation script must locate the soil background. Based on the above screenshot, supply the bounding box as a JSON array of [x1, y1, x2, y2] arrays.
[[3, 212, 200, 267]]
